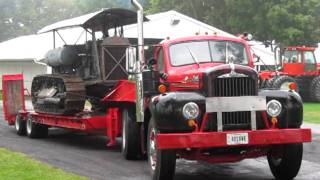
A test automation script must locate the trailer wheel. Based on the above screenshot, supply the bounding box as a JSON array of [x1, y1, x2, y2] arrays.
[[310, 76, 320, 102], [148, 119, 176, 180], [121, 108, 142, 160], [267, 143, 303, 180], [26, 115, 48, 138], [267, 75, 299, 92], [15, 114, 26, 136]]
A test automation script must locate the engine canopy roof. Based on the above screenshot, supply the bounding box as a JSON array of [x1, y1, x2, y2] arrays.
[[38, 8, 148, 34]]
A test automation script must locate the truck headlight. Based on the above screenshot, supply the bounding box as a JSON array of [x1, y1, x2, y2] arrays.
[[266, 100, 282, 117], [182, 102, 199, 119]]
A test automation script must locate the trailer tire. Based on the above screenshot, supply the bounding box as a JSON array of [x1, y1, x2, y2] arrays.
[[310, 76, 320, 102], [121, 108, 142, 160], [267, 143, 303, 180], [15, 114, 26, 136], [148, 119, 176, 180], [26, 115, 48, 138], [267, 75, 299, 92]]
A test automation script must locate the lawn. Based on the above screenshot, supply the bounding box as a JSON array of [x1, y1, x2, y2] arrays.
[[0, 148, 87, 180], [304, 103, 320, 124]]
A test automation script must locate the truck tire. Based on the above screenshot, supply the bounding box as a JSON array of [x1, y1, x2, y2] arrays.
[[15, 114, 26, 136], [121, 108, 142, 160], [26, 115, 48, 138], [267, 75, 299, 92], [267, 143, 303, 180], [148, 119, 176, 180], [310, 76, 320, 102]]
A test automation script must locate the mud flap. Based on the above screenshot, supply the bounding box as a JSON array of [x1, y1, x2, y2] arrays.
[[2, 74, 25, 125]]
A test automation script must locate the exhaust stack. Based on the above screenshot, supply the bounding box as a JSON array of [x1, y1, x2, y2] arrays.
[[132, 0, 145, 122]]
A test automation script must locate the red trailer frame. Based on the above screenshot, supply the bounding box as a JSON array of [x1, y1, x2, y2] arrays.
[[2, 74, 122, 146]]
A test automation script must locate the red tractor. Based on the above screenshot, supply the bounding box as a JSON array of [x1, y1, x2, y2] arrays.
[[259, 45, 320, 102], [1, 1, 311, 180]]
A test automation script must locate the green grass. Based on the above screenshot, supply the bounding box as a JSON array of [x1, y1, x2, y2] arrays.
[[0, 148, 87, 180], [0, 91, 2, 100], [304, 103, 320, 124]]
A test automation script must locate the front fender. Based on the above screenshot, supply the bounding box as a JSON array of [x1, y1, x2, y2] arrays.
[[259, 90, 303, 128], [149, 92, 205, 132]]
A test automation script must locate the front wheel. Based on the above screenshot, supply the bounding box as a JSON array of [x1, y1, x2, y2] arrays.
[[267, 75, 299, 92], [148, 119, 176, 180], [267, 143, 303, 180]]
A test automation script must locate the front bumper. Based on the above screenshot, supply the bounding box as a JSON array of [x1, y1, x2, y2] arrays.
[[156, 128, 311, 150]]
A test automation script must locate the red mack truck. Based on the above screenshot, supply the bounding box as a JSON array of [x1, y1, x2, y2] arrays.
[[1, 1, 311, 180]]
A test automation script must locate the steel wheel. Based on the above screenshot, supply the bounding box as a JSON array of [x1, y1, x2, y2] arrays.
[[26, 115, 48, 138], [15, 114, 26, 136]]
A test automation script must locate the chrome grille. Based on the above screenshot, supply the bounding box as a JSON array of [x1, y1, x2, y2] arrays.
[[206, 77, 257, 131], [213, 77, 256, 97]]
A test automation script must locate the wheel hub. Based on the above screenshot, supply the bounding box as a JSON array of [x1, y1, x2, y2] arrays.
[[149, 128, 157, 171], [15, 117, 20, 131], [26, 118, 32, 135]]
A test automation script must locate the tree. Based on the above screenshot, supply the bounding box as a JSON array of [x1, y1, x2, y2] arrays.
[[145, 0, 320, 45]]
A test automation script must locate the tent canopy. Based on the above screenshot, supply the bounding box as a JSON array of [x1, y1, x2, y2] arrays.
[[38, 8, 148, 33]]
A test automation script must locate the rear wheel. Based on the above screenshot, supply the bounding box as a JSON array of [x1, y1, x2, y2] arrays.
[[267, 75, 299, 92], [267, 143, 303, 180], [310, 76, 320, 102], [26, 115, 48, 138], [15, 114, 26, 136], [148, 119, 176, 180], [121, 108, 142, 160]]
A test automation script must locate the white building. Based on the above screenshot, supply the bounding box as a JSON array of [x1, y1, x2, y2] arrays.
[[0, 34, 50, 92]]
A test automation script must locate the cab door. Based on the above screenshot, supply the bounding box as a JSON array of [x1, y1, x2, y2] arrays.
[[282, 50, 304, 75], [303, 51, 317, 73]]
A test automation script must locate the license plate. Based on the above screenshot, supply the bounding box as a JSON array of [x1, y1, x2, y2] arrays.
[[227, 133, 249, 145]]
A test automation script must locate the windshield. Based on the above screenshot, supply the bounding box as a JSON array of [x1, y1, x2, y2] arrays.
[[169, 40, 249, 66], [283, 50, 301, 63]]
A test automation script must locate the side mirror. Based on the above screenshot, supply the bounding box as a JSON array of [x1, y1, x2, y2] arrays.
[[147, 58, 156, 68], [126, 47, 137, 74]]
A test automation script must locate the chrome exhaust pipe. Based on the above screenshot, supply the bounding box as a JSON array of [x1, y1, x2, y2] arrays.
[[132, 0, 144, 122]]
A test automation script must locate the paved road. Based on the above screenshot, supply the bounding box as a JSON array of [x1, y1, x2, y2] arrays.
[[0, 101, 320, 180]]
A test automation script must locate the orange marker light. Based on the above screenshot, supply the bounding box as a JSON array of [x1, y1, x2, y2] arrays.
[[158, 84, 167, 94], [288, 82, 297, 91], [188, 119, 196, 127], [271, 117, 278, 125]]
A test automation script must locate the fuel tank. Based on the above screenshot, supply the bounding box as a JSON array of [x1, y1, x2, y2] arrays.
[[42, 46, 80, 67]]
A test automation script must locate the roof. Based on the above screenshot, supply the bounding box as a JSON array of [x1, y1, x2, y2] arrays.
[[38, 8, 147, 34], [121, 10, 236, 39]]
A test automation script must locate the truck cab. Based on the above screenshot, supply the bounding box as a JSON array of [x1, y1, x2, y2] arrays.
[[154, 35, 254, 92], [142, 35, 311, 180], [282, 46, 318, 75]]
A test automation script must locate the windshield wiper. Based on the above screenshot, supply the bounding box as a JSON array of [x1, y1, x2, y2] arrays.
[[186, 46, 200, 68]]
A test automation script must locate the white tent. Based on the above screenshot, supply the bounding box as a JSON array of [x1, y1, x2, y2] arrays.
[[248, 41, 276, 66], [122, 10, 235, 39]]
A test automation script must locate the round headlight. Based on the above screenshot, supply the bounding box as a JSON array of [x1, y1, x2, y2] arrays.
[[182, 102, 200, 119], [266, 100, 282, 117]]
